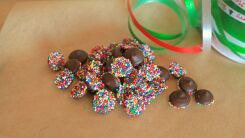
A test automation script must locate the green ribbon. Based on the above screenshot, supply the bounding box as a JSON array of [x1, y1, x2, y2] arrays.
[[212, 0, 245, 59], [128, 0, 201, 51]]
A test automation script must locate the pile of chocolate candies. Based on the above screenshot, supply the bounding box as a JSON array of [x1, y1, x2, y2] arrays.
[[47, 38, 214, 117]]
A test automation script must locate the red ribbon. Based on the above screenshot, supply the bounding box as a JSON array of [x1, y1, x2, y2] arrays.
[[127, 0, 202, 53]]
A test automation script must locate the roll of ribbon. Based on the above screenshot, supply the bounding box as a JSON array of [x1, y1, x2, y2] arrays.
[[127, 0, 204, 53], [212, 0, 245, 63]]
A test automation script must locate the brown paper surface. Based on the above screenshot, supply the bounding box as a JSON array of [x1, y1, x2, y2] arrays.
[[0, 1, 244, 138]]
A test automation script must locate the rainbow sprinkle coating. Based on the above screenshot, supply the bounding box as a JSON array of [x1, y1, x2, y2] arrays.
[[168, 62, 187, 78], [77, 69, 87, 80], [87, 60, 102, 74], [48, 51, 65, 71], [71, 81, 88, 98], [139, 63, 161, 81], [117, 84, 133, 105], [85, 71, 104, 91], [138, 44, 155, 61], [123, 92, 146, 117], [90, 45, 110, 62], [54, 68, 74, 89], [111, 57, 133, 77], [92, 89, 116, 114], [123, 69, 143, 89], [150, 78, 168, 96]]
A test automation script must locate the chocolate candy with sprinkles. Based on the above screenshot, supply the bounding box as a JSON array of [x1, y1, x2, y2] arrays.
[[158, 66, 170, 81], [169, 90, 191, 109], [71, 81, 87, 98], [178, 77, 197, 95], [194, 89, 214, 106], [168, 62, 186, 78], [123, 47, 144, 67], [111, 47, 123, 58], [102, 73, 120, 93], [54, 68, 74, 89], [111, 57, 133, 77], [69, 50, 88, 64], [92, 89, 116, 114], [48, 51, 65, 71], [66, 59, 81, 74]]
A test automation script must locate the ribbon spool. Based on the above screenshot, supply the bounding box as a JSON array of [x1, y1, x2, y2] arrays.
[[212, 0, 245, 64], [127, 0, 207, 53]]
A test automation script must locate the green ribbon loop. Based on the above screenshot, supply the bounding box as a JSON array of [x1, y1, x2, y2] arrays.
[[129, 0, 191, 50]]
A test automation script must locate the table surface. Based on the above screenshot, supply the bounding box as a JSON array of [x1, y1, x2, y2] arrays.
[[0, 1, 244, 138]]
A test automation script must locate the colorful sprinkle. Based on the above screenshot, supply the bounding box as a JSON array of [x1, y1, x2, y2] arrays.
[[71, 81, 88, 98], [123, 69, 143, 89], [87, 60, 102, 74], [54, 68, 74, 89], [48, 51, 65, 71], [123, 92, 146, 117], [150, 78, 168, 96], [90, 45, 110, 62], [111, 57, 133, 77], [117, 84, 133, 105], [168, 62, 187, 78], [92, 89, 116, 114], [138, 44, 155, 61], [85, 71, 104, 91], [139, 63, 161, 81]]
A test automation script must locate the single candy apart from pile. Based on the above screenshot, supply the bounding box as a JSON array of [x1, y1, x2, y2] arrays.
[[69, 49, 88, 64], [169, 90, 191, 109], [124, 47, 145, 67], [194, 89, 214, 106], [71, 81, 88, 98], [178, 76, 197, 95], [90, 45, 110, 62], [85, 71, 104, 91], [66, 59, 81, 74], [48, 51, 65, 71], [124, 92, 147, 117], [168, 62, 187, 78], [111, 57, 133, 77], [54, 68, 74, 89], [92, 89, 116, 114], [139, 63, 161, 81], [87, 60, 102, 74], [102, 73, 120, 93], [158, 66, 170, 81], [138, 44, 155, 61]]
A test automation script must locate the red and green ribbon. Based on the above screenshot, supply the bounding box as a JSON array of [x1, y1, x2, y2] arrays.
[[127, 0, 202, 53]]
